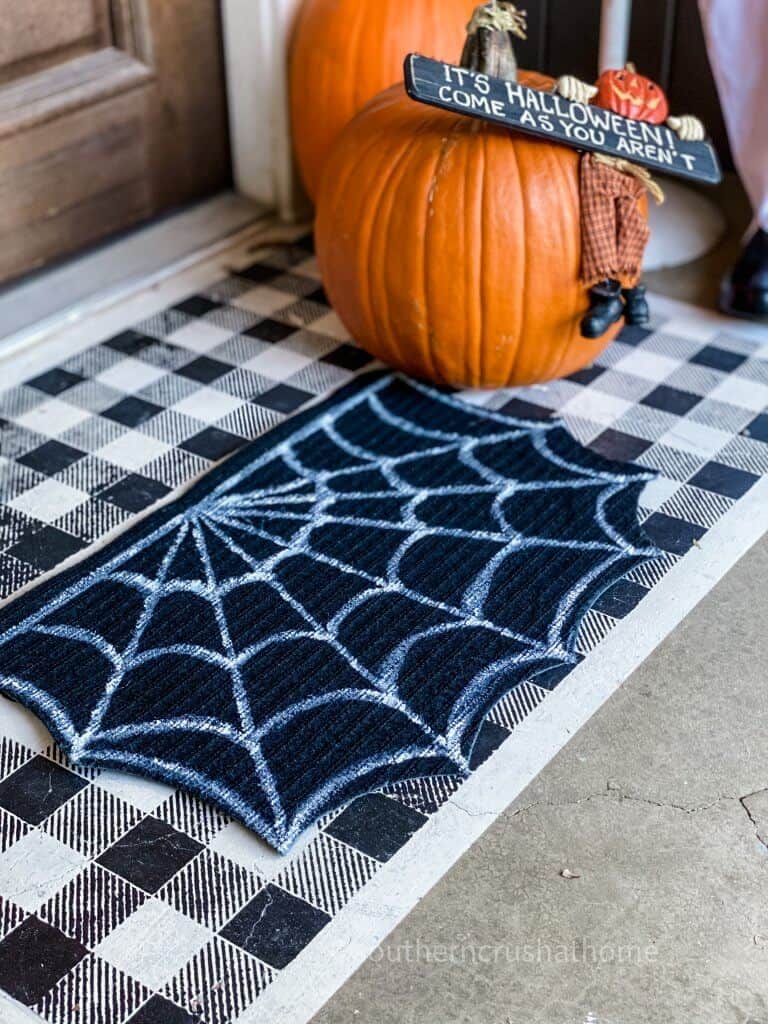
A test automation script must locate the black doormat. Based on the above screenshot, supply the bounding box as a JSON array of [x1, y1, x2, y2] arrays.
[[0, 372, 655, 852]]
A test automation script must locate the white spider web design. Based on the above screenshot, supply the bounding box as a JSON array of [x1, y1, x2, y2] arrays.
[[0, 374, 658, 851]]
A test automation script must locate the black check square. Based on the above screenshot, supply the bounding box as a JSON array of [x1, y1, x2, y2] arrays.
[[97, 817, 203, 893], [102, 396, 164, 428], [6, 526, 86, 572], [253, 384, 313, 415], [181, 426, 244, 461], [130, 995, 199, 1023], [237, 263, 282, 284], [99, 474, 170, 513], [325, 793, 427, 863], [177, 356, 232, 384], [305, 286, 329, 305], [642, 385, 701, 416], [643, 512, 707, 556], [0, 916, 87, 1005], [221, 885, 330, 969], [499, 398, 552, 422], [689, 461, 758, 500], [173, 295, 221, 318], [593, 578, 649, 618], [617, 325, 654, 346], [0, 755, 88, 825], [567, 365, 606, 387], [17, 440, 86, 476], [745, 413, 768, 444], [103, 330, 157, 356], [469, 720, 509, 770], [26, 368, 84, 396], [589, 429, 652, 462], [691, 345, 747, 373], [322, 344, 374, 371], [244, 319, 298, 344]]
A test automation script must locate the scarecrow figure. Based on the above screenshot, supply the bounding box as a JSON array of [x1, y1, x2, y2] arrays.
[[555, 67, 705, 338]]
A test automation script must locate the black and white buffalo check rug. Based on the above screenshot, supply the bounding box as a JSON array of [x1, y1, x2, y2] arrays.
[[0, 231, 766, 1024]]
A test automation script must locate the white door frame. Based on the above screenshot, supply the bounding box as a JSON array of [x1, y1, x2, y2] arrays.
[[221, 0, 304, 221]]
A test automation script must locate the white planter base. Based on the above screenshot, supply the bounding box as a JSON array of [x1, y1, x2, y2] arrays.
[[645, 179, 727, 272]]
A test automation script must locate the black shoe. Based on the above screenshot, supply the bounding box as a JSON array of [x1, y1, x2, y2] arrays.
[[720, 228, 768, 320], [622, 285, 650, 327], [581, 278, 624, 339]]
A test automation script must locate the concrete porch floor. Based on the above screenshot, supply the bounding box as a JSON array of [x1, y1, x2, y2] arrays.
[[311, 180, 768, 1023]]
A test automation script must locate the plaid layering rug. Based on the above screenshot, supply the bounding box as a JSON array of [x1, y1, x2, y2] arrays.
[[0, 370, 656, 853], [0, 235, 764, 1024]]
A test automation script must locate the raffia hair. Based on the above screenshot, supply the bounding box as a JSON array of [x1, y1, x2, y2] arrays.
[[467, 1, 528, 39]]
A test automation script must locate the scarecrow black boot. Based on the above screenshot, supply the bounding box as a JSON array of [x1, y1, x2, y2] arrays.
[[622, 284, 651, 327], [581, 278, 624, 339], [720, 228, 768, 320]]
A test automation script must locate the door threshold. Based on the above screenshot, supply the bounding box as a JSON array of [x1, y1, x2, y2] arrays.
[[0, 192, 286, 358]]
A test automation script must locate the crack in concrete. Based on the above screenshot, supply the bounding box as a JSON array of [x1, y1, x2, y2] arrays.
[[501, 782, 768, 823], [739, 789, 768, 853]]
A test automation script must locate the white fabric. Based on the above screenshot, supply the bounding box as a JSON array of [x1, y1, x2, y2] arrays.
[[699, 0, 768, 230]]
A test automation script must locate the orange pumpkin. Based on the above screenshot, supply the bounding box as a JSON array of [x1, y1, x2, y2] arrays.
[[595, 63, 669, 124], [316, 69, 644, 389], [289, 0, 478, 201]]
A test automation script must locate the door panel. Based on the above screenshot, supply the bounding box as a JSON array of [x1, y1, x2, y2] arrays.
[[0, 0, 112, 83], [0, 0, 229, 285]]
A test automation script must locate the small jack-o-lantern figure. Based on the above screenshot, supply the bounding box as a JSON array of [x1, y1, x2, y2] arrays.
[[556, 66, 704, 339], [595, 63, 670, 124]]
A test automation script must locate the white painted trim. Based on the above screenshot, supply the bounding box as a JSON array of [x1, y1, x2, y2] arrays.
[[599, 0, 632, 72], [243, 465, 768, 1024], [222, 0, 305, 220]]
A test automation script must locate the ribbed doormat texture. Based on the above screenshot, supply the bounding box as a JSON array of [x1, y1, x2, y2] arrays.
[[0, 372, 656, 851]]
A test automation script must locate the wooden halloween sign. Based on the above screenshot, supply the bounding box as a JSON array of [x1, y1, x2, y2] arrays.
[[405, 54, 722, 185]]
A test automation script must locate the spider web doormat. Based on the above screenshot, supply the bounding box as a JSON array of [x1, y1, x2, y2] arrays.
[[0, 371, 656, 853]]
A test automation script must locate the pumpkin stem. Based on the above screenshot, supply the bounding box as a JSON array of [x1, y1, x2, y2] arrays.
[[461, 2, 527, 82], [625, 61, 637, 73]]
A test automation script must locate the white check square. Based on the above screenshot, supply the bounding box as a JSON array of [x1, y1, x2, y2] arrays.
[[208, 817, 312, 881], [659, 418, 732, 459], [0, 829, 86, 912], [559, 389, 633, 427], [94, 769, 173, 812], [709, 374, 768, 413], [96, 431, 172, 472], [639, 475, 681, 511], [310, 310, 350, 341], [94, 898, 211, 990], [232, 285, 292, 317], [8, 479, 88, 524], [173, 387, 245, 425], [96, 358, 167, 393], [14, 398, 91, 438], [167, 320, 234, 354], [243, 346, 314, 382], [613, 348, 682, 382]]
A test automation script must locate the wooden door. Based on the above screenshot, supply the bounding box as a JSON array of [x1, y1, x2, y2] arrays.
[[0, 0, 231, 285]]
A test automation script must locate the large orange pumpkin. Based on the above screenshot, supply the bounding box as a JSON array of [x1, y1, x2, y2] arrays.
[[316, 71, 644, 389], [289, 0, 478, 201]]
